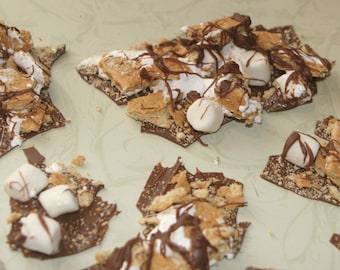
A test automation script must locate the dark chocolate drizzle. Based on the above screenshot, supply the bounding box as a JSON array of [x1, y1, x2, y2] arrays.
[[104, 236, 142, 270], [271, 46, 312, 80], [146, 211, 213, 270]]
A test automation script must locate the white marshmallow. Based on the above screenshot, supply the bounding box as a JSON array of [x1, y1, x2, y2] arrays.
[[38, 184, 79, 218], [20, 212, 62, 255], [147, 203, 196, 250], [283, 131, 320, 168], [222, 43, 271, 86], [236, 50, 271, 86], [186, 98, 224, 133], [274, 70, 312, 100], [4, 164, 48, 202], [13, 51, 45, 94]]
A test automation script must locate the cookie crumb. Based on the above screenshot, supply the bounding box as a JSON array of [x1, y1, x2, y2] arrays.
[[71, 155, 86, 167]]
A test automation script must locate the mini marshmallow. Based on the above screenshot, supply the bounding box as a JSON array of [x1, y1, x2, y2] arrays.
[[282, 131, 320, 168], [222, 43, 271, 86], [274, 70, 311, 100], [4, 163, 48, 202], [20, 212, 62, 255], [186, 98, 224, 133], [236, 50, 271, 86], [38, 184, 79, 218]]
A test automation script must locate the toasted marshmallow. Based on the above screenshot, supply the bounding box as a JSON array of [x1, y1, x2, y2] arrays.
[[4, 164, 48, 202], [282, 131, 320, 168], [186, 98, 224, 133], [20, 212, 62, 255], [38, 184, 79, 218]]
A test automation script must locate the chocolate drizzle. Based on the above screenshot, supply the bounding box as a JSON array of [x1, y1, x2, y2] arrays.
[[77, 13, 333, 149], [147, 211, 212, 270], [37, 214, 53, 243], [86, 158, 250, 269], [104, 236, 142, 270], [271, 46, 312, 80], [9, 170, 30, 199]]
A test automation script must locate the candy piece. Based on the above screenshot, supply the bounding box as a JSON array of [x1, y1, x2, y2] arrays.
[[0, 20, 66, 159], [38, 184, 79, 218], [85, 158, 249, 269], [77, 14, 333, 148], [238, 50, 271, 86], [282, 131, 320, 168], [260, 117, 340, 207], [6, 150, 120, 259], [20, 213, 62, 255], [223, 43, 271, 86], [3, 163, 48, 202], [186, 98, 224, 133], [274, 70, 312, 101]]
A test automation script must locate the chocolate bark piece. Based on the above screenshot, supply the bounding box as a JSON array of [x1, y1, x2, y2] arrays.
[[137, 157, 247, 217], [330, 233, 340, 251], [260, 155, 340, 206], [0, 21, 66, 158], [260, 116, 340, 206], [140, 116, 233, 148], [136, 157, 186, 215], [5, 151, 120, 259], [87, 158, 250, 269], [77, 13, 332, 148]]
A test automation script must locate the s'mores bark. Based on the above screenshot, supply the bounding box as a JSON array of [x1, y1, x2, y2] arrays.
[[77, 13, 332, 147], [260, 116, 340, 207], [3, 148, 120, 259], [0, 20, 66, 157], [86, 158, 249, 269]]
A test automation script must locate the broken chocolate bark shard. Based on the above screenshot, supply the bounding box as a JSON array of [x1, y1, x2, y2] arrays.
[[261, 155, 340, 206], [23, 147, 45, 165], [0, 20, 66, 158], [261, 116, 340, 206], [136, 157, 184, 215], [77, 13, 333, 148], [5, 152, 120, 259], [87, 158, 250, 269]]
